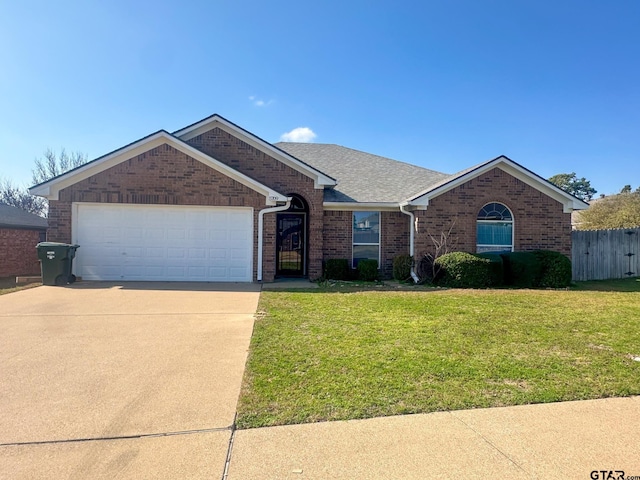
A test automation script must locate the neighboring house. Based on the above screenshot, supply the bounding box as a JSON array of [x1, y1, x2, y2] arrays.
[[0, 204, 47, 277], [29, 114, 588, 283]]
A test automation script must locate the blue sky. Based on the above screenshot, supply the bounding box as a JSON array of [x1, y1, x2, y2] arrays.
[[1, 0, 638, 195]]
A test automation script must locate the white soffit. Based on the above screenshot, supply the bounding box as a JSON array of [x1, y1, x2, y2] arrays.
[[323, 202, 400, 211]]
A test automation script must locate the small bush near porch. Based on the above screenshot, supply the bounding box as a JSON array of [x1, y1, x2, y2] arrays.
[[236, 281, 640, 429]]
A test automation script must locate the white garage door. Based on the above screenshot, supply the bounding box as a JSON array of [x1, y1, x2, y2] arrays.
[[74, 204, 253, 282]]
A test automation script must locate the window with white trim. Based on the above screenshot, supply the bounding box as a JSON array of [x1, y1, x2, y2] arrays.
[[476, 203, 514, 253], [353, 211, 380, 268]]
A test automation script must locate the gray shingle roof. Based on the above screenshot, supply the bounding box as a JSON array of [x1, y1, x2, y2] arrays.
[[0, 204, 48, 229], [275, 143, 451, 203]]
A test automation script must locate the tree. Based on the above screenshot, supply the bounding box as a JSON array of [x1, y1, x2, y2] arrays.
[[548, 172, 597, 201], [0, 149, 88, 217], [416, 219, 458, 283], [0, 178, 47, 216], [621, 185, 632, 194], [577, 190, 640, 230], [31, 148, 88, 185]]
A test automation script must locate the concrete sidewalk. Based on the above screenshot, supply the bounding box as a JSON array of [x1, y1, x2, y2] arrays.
[[228, 396, 640, 479]]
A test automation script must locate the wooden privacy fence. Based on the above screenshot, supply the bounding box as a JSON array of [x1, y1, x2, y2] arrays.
[[572, 227, 640, 281]]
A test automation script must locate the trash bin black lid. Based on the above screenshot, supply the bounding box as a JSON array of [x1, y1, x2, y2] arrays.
[[36, 242, 80, 248]]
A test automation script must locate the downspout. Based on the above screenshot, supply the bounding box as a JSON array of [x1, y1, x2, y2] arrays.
[[399, 203, 420, 283], [257, 198, 292, 282]]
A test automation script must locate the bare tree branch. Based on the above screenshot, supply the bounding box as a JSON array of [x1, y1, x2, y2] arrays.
[[0, 178, 47, 216], [32, 148, 88, 185], [416, 218, 458, 283]]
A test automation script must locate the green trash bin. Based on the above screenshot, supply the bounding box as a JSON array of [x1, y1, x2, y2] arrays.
[[36, 242, 80, 286]]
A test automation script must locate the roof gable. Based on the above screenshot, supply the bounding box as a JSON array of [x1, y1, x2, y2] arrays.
[[405, 155, 589, 212], [174, 114, 336, 189], [29, 131, 288, 205]]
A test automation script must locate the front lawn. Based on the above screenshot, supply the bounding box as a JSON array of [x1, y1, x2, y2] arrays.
[[236, 285, 640, 429]]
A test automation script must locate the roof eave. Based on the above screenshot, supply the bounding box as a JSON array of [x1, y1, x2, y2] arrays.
[[29, 131, 288, 206], [405, 156, 590, 213], [323, 202, 400, 211]]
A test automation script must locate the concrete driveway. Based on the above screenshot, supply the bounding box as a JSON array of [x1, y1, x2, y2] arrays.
[[0, 282, 260, 479]]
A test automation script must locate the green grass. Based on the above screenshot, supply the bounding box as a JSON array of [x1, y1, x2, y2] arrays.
[[237, 284, 640, 429], [572, 277, 640, 292]]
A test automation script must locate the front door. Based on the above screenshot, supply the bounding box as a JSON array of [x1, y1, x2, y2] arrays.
[[276, 213, 306, 276]]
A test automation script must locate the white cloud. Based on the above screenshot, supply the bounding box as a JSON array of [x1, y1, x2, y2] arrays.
[[280, 127, 317, 143], [248, 95, 274, 107]]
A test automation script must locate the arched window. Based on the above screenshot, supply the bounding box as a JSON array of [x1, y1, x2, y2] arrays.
[[476, 202, 514, 253]]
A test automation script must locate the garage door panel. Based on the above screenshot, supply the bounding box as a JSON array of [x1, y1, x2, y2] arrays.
[[75, 204, 253, 282], [167, 248, 185, 259], [188, 230, 207, 242], [146, 247, 164, 258], [125, 228, 144, 240], [167, 229, 185, 241], [145, 228, 165, 240], [210, 230, 228, 241], [124, 247, 144, 258], [144, 266, 164, 278]]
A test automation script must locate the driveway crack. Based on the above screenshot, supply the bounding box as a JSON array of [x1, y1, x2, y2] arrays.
[[221, 413, 237, 480], [449, 412, 532, 477], [0, 425, 233, 447]]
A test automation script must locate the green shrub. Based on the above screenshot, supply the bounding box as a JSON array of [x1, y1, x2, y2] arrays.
[[434, 252, 493, 288], [392, 255, 413, 282], [476, 253, 504, 286], [324, 259, 350, 280], [533, 250, 572, 288], [500, 252, 542, 288], [357, 259, 379, 281]]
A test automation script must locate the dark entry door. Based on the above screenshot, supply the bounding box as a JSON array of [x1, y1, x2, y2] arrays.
[[276, 213, 305, 276]]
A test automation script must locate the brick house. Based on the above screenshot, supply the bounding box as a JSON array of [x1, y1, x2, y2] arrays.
[[30, 114, 588, 283], [0, 204, 47, 277]]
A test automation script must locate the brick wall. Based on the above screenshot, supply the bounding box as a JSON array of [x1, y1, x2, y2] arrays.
[[380, 211, 411, 278], [47, 135, 571, 283], [414, 167, 572, 258], [322, 210, 410, 279], [48, 131, 329, 282], [49, 143, 275, 281], [322, 211, 352, 267], [186, 128, 325, 280], [320, 169, 570, 280], [0, 228, 44, 277]]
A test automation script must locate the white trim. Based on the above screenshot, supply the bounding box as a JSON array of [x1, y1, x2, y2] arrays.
[[276, 211, 308, 277], [324, 202, 399, 211], [399, 203, 420, 283], [174, 115, 336, 189], [29, 131, 288, 205], [407, 156, 589, 213], [352, 210, 381, 269], [476, 202, 515, 253], [258, 199, 292, 282]]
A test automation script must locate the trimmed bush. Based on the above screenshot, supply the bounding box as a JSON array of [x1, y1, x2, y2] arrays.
[[500, 252, 542, 288], [434, 252, 493, 288], [324, 259, 350, 280], [392, 255, 413, 282], [476, 253, 504, 286], [357, 259, 379, 281], [534, 250, 572, 288]]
